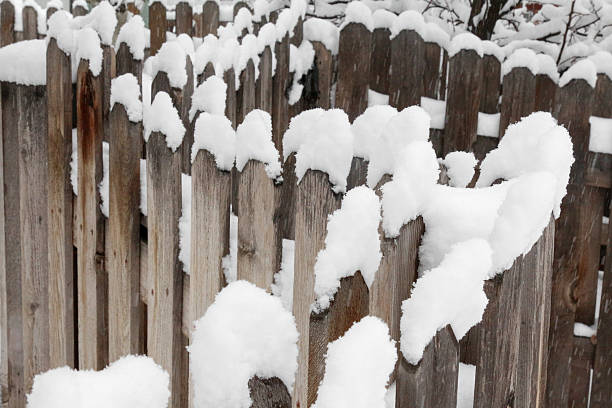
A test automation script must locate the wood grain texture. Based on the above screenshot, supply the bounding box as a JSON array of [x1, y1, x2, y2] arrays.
[[346, 157, 366, 191], [472, 54, 501, 161], [21, 6, 37, 40], [102, 45, 113, 144], [249, 376, 291, 408], [146, 131, 186, 408], [499, 67, 536, 137], [389, 29, 424, 110], [237, 60, 256, 126], [46, 39, 75, 370], [108, 104, 143, 361], [224, 68, 237, 129], [568, 337, 596, 408], [116, 43, 143, 84], [76, 60, 107, 370], [534, 74, 557, 113], [256, 47, 273, 113], [370, 27, 391, 94], [18, 84, 49, 394], [200, 1, 219, 38], [308, 41, 332, 110], [423, 42, 442, 98], [442, 50, 483, 155], [72, 4, 88, 16], [237, 160, 278, 290], [149, 2, 167, 56], [175, 1, 193, 36], [292, 170, 341, 408], [0, 1, 15, 46], [272, 35, 289, 152], [0, 79, 5, 404], [335, 23, 371, 121]]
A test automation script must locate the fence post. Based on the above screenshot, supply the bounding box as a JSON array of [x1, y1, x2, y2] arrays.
[[389, 23, 424, 110], [76, 58, 107, 370], [22, 5, 38, 40], [237, 60, 256, 125], [396, 325, 459, 408], [0, 0, 16, 46], [534, 56, 557, 113], [499, 66, 536, 137], [73, 3, 88, 16], [225, 69, 237, 129], [272, 34, 289, 149], [175, 1, 193, 36], [1, 80, 23, 408], [200, 1, 219, 38], [150, 1, 167, 56], [307, 41, 333, 110], [47, 37, 75, 370], [442, 38, 483, 155], [471, 47, 501, 161], [256, 46, 273, 112], [102, 45, 114, 144], [546, 73, 595, 408], [17, 83, 49, 395], [369, 13, 392, 95]]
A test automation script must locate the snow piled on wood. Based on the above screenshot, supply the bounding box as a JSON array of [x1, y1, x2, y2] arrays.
[[440, 151, 477, 188], [448, 32, 484, 58], [115, 15, 146, 60], [189, 281, 298, 408], [110, 74, 143, 123], [340, 1, 374, 31], [189, 75, 227, 120], [235, 110, 282, 180], [304, 18, 339, 54], [558, 58, 598, 88], [311, 317, 396, 408], [150, 41, 188, 89], [143, 92, 186, 152], [0, 39, 46, 85], [192, 113, 236, 170]]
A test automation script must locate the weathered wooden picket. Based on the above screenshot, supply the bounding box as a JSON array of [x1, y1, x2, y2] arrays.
[[0, 1, 610, 408]]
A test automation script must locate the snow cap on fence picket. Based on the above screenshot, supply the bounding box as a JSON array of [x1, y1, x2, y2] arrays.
[[253, 0, 271, 22], [175, 33, 196, 62], [367, 105, 431, 187], [0, 39, 46, 85], [75, 27, 103, 76], [144, 92, 185, 151], [401, 239, 491, 364], [477, 112, 574, 218], [194, 34, 219, 75], [390, 10, 425, 39], [312, 187, 381, 313], [558, 58, 597, 87], [536, 53, 560, 82], [23, 0, 46, 34], [257, 23, 278, 74], [235, 34, 261, 87], [235, 110, 282, 179], [192, 112, 236, 168], [189, 281, 298, 408], [288, 40, 314, 104], [110, 74, 143, 122], [380, 141, 439, 238], [588, 51, 612, 81], [27, 355, 170, 408], [440, 151, 477, 188], [72, 0, 88, 10], [352, 105, 398, 160], [502, 48, 539, 77], [503, 39, 559, 60], [304, 17, 340, 55], [422, 22, 450, 49], [47, 0, 63, 10], [190, 75, 227, 120], [115, 15, 146, 60], [283, 108, 353, 193], [481, 40, 504, 62], [47, 10, 74, 55], [276, 0, 307, 40], [71, 1, 117, 46], [216, 37, 241, 74], [150, 41, 188, 89], [372, 8, 396, 29], [311, 317, 396, 408], [341, 1, 374, 31], [234, 7, 254, 34], [448, 32, 483, 58]]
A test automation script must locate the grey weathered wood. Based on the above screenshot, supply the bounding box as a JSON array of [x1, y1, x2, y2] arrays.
[[200, 1, 219, 38], [307, 41, 333, 110], [149, 2, 167, 56], [73, 4, 88, 16], [237, 160, 278, 290], [249, 376, 291, 408], [116, 42, 143, 84], [272, 34, 289, 152], [76, 60, 107, 370], [346, 157, 367, 190], [21, 6, 38, 40], [370, 27, 391, 94], [225, 68, 237, 129], [568, 336, 596, 408], [423, 41, 442, 99], [534, 74, 557, 113], [0, 1, 15, 46], [472, 54, 501, 161], [18, 84, 49, 395], [585, 74, 612, 190], [389, 29, 424, 110], [499, 67, 536, 137], [175, 1, 193, 36], [336, 22, 371, 121], [46, 38, 74, 370], [237, 60, 256, 126], [102, 45, 114, 145], [292, 170, 342, 408], [256, 47, 273, 113]]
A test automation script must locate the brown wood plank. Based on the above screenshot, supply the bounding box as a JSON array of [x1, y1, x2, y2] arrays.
[[175, 1, 193, 36], [0, 1, 15, 46], [255, 46, 273, 113], [307, 41, 332, 110], [224, 68, 237, 129], [21, 6, 38, 40], [149, 2, 167, 56], [116, 43, 143, 84], [200, 1, 219, 38], [370, 27, 391, 94], [535, 75, 557, 113], [499, 67, 536, 138], [272, 35, 289, 153], [0, 79, 5, 404], [249, 376, 291, 408], [46, 39, 75, 370], [389, 29, 424, 111], [237, 60, 256, 126], [336, 22, 371, 121], [73, 4, 88, 16], [568, 336, 596, 408]]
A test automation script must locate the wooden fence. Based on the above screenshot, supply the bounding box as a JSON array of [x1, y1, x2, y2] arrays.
[[0, 1, 610, 407]]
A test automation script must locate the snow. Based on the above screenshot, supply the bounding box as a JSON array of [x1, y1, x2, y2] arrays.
[[256, 23, 278, 75], [222, 212, 238, 283], [288, 40, 315, 105], [588, 51, 612, 81], [72, 0, 88, 9], [400, 239, 491, 364], [372, 9, 396, 30], [351, 105, 398, 160], [189, 281, 298, 408], [143, 92, 186, 152], [110, 74, 143, 123], [46, 0, 63, 10], [26, 355, 169, 408], [271, 239, 295, 311], [283, 109, 353, 194], [420, 97, 445, 130], [502, 48, 539, 77], [47, 10, 74, 56], [275, 0, 307, 40], [481, 40, 504, 61], [235, 34, 260, 88], [312, 187, 381, 313], [448, 32, 484, 58], [341, 1, 374, 32], [74, 27, 104, 77], [150, 41, 188, 89], [0, 39, 46, 85], [558, 58, 598, 88], [457, 363, 476, 408], [367, 90, 390, 107], [477, 112, 500, 138], [71, 1, 117, 46], [440, 152, 477, 188], [189, 75, 227, 120], [536, 53, 560, 82], [390, 10, 425, 39], [589, 116, 612, 154], [574, 322, 597, 338], [178, 173, 192, 273], [194, 34, 220, 76], [423, 22, 450, 48], [235, 110, 282, 179], [99, 142, 110, 217], [253, 0, 271, 22], [192, 112, 236, 170], [115, 15, 146, 60], [22, 0, 46, 34], [477, 112, 574, 219], [304, 18, 340, 55], [311, 317, 396, 408], [234, 7, 253, 34]]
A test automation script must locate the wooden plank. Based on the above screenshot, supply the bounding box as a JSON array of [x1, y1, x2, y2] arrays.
[[1, 82, 23, 408], [73, 4, 88, 16], [535, 74, 557, 113], [499, 67, 536, 137], [102, 45, 114, 145], [146, 130, 185, 408], [423, 41, 442, 98], [389, 29, 424, 111], [591, 199, 612, 406], [346, 157, 367, 190], [149, 2, 167, 56], [18, 84, 49, 395], [46, 38, 75, 370], [255, 46, 273, 113], [568, 337, 595, 408], [237, 60, 256, 126], [76, 60, 107, 370], [292, 170, 342, 408], [175, 1, 193, 36], [233, 1, 250, 17], [336, 22, 371, 121], [272, 34, 289, 152], [200, 1, 219, 38], [290, 16, 303, 46], [0, 1, 15, 46], [308, 273, 369, 406], [116, 43, 143, 83], [442, 49, 483, 155], [307, 41, 333, 110], [0, 79, 5, 404], [369, 27, 391, 94], [224, 68, 237, 129], [546, 77, 595, 408], [396, 326, 459, 408], [237, 160, 278, 290], [249, 376, 291, 408], [21, 6, 38, 40]]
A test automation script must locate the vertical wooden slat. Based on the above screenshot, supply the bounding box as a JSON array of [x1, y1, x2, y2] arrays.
[[255, 46, 273, 112], [149, 2, 167, 56], [21, 6, 38, 40], [534, 74, 557, 113], [308, 41, 332, 110], [369, 25, 391, 94], [568, 337, 595, 408], [175, 1, 193, 36], [389, 29, 424, 110], [200, 1, 219, 38], [73, 4, 88, 16], [0, 1, 16, 46], [499, 67, 536, 137], [237, 60, 256, 125], [471, 54, 501, 161], [224, 69, 237, 129], [47, 38, 75, 370], [272, 34, 289, 151]]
